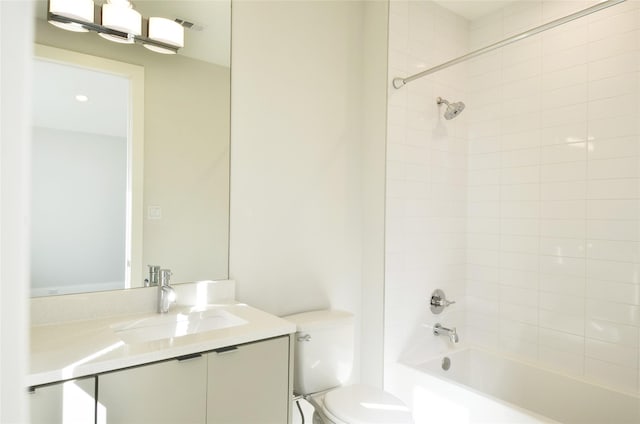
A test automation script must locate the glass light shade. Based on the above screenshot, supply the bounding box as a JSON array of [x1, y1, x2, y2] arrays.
[[48, 0, 94, 33], [143, 17, 184, 55], [99, 3, 142, 44]]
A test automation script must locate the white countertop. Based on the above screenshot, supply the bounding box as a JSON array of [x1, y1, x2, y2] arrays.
[[29, 302, 296, 387]]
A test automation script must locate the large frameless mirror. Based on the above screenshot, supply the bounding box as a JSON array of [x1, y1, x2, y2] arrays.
[[31, 0, 231, 297]]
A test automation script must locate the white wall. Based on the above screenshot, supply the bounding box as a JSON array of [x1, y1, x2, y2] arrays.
[[230, 0, 388, 386], [384, 0, 469, 368], [0, 1, 32, 422], [466, 0, 640, 394]]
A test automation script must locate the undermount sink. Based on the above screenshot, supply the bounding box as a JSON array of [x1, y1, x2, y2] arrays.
[[111, 308, 247, 344]]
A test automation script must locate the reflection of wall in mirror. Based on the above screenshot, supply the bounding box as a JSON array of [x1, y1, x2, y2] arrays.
[[34, 19, 230, 287], [31, 128, 127, 296]]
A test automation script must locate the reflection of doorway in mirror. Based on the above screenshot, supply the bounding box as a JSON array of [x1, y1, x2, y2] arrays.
[[30, 46, 144, 297]]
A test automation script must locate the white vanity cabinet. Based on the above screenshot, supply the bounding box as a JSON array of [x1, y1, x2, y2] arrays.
[[97, 354, 207, 424], [29, 377, 96, 424], [92, 335, 291, 424], [207, 336, 291, 424]]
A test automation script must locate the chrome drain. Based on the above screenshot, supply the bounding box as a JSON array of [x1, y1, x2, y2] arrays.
[[442, 356, 451, 371]]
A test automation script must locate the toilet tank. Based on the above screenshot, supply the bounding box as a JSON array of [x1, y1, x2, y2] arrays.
[[284, 310, 354, 395]]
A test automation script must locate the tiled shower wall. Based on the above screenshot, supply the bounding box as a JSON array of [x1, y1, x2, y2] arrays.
[[385, 0, 468, 365], [465, 0, 640, 393], [386, 0, 640, 395]]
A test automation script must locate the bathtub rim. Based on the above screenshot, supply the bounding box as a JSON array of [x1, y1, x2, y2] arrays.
[[400, 345, 640, 401]]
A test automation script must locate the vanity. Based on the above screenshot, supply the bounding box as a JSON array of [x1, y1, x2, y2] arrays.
[[28, 281, 296, 424], [27, 2, 285, 422]]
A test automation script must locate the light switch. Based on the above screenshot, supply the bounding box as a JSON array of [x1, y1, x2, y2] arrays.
[[148, 205, 162, 220]]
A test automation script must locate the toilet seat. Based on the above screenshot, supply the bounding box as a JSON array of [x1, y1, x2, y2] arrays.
[[321, 384, 413, 424]]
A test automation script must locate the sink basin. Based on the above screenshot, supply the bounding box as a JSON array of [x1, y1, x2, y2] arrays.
[[111, 308, 247, 344]]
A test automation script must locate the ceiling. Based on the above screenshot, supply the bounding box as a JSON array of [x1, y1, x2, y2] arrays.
[[433, 0, 519, 21], [33, 59, 128, 137], [35, 0, 230, 67]]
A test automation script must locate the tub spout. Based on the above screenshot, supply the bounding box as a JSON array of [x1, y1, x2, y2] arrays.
[[434, 323, 459, 344]]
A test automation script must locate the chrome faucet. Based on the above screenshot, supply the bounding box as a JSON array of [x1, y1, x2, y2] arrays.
[[157, 269, 176, 313], [433, 323, 459, 343]]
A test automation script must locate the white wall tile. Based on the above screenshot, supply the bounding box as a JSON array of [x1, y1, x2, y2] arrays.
[[587, 178, 640, 199], [501, 166, 540, 184], [500, 252, 539, 272], [540, 161, 586, 182], [541, 122, 588, 146], [588, 73, 639, 102], [540, 181, 586, 200], [586, 279, 640, 305], [542, 64, 588, 91], [501, 235, 539, 255], [543, 44, 588, 72], [586, 239, 640, 263], [500, 319, 538, 343], [541, 103, 587, 129], [539, 237, 586, 258], [539, 221, 585, 243], [588, 30, 640, 62], [586, 299, 640, 327], [500, 268, 539, 289], [540, 255, 586, 278], [539, 274, 585, 297], [588, 51, 639, 81], [586, 259, 640, 284], [539, 327, 585, 355], [587, 219, 640, 242], [587, 199, 640, 220], [501, 303, 538, 325], [540, 309, 585, 335], [586, 319, 639, 347], [540, 200, 586, 219], [500, 285, 539, 308], [500, 183, 540, 201], [588, 9, 639, 42], [588, 136, 640, 160]]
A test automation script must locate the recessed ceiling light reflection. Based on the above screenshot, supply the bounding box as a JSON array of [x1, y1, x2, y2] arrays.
[[75, 94, 89, 102]]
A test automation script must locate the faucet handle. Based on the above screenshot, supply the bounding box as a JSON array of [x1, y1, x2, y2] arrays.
[[159, 269, 172, 286], [430, 289, 455, 314], [147, 265, 161, 287]]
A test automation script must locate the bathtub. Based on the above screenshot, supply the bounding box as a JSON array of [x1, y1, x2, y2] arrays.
[[385, 348, 640, 423]]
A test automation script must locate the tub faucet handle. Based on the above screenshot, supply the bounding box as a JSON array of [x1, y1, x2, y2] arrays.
[[430, 289, 455, 314]]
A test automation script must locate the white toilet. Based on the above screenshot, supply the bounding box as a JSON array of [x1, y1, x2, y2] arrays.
[[285, 310, 413, 424]]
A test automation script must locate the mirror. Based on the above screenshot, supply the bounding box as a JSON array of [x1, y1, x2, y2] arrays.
[[31, 0, 231, 296]]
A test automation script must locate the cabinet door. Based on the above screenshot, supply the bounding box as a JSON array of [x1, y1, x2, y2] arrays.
[[29, 377, 96, 424], [207, 336, 290, 424], [97, 354, 207, 424]]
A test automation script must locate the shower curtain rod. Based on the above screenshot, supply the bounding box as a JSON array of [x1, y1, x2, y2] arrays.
[[392, 0, 626, 89]]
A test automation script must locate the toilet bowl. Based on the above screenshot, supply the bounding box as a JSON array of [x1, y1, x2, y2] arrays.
[[308, 384, 413, 424], [284, 310, 413, 424]]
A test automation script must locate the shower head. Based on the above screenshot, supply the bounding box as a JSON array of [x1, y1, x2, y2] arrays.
[[437, 97, 465, 120]]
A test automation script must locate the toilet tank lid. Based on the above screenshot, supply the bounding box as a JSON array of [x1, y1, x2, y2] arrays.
[[284, 309, 353, 331]]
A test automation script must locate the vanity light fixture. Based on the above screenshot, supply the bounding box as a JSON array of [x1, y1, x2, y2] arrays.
[[47, 0, 185, 55], [48, 0, 95, 32], [143, 17, 184, 54], [98, 0, 142, 44]]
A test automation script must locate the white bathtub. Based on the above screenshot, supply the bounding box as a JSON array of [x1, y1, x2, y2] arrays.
[[385, 348, 640, 423]]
